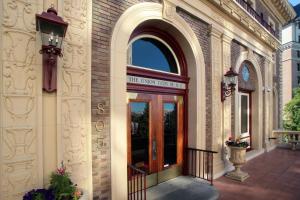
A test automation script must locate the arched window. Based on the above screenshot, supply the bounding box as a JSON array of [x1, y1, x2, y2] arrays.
[[241, 63, 250, 82], [128, 36, 180, 74]]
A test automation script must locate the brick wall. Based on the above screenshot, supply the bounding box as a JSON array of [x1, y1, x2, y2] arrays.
[[254, 52, 266, 83], [92, 0, 161, 199], [176, 8, 211, 149], [230, 40, 246, 132]]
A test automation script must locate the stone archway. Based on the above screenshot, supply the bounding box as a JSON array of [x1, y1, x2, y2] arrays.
[[110, 2, 206, 199], [233, 50, 263, 151]]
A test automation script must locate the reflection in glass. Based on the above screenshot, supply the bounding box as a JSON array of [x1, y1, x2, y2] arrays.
[[130, 102, 149, 172], [241, 95, 248, 134], [130, 38, 178, 74], [163, 103, 177, 167]]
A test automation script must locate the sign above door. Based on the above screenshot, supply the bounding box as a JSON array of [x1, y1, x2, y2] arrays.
[[127, 75, 186, 90]]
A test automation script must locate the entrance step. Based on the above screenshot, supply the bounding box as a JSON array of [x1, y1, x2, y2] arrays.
[[146, 176, 219, 200]]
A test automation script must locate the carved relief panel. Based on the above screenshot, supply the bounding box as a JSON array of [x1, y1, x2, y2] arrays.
[[1, 0, 41, 199], [58, 0, 91, 193]]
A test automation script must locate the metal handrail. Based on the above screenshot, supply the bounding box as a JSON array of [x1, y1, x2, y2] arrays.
[[235, 0, 276, 36], [185, 148, 218, 185], [127, 164, 146, 200]]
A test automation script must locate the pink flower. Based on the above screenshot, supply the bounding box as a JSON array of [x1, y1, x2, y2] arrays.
[[56, 161, 66, 175], [74, 189, 82, 198]]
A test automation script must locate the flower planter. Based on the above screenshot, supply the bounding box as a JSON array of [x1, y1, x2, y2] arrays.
[[225, 146, 249, 182]]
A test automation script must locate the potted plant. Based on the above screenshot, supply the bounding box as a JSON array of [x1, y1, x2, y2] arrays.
[[225, 136, 250, 182], [23, 162, 83, 200]]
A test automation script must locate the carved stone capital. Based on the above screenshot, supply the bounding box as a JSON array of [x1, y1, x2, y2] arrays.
[[222, 34, 232, 44], [162, 0, 176, 22], [209, 25, 223, 38]]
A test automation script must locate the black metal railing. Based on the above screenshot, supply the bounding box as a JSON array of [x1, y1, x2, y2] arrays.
[[235, 0, 276, 36], [185, 148, 218, 185], [127, 164, 146, 200]]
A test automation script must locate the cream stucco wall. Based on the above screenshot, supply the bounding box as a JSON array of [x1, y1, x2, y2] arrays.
[[0, 0, 92, 199]]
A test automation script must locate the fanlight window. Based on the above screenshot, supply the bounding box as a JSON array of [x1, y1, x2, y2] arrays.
[[128, 36, 180, 74]]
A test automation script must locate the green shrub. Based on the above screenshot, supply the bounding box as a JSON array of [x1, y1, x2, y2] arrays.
[[283, 87, 300, 131]]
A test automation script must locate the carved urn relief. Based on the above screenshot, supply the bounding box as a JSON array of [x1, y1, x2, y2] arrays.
[[226, 147, 249, 182]]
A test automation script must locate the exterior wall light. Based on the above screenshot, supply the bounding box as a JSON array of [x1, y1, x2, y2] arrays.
[[221, 67, 239, 102], [36, 6, 68, 92]]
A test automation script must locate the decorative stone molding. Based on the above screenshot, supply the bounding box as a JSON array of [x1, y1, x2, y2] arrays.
[[1, 0, 42, 199], [163, 0, 176, 22], [57, 0, 92, 197], [211, 0, 281, 50], [262, 0, 296, 24]]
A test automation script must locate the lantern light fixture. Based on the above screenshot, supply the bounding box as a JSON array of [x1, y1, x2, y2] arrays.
[[36, 6, 68, 92], [221, 67, 239, 102]]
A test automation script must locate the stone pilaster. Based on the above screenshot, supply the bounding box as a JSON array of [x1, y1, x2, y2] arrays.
[[263, 58, 271, 148], [222, 34, 232, 144], [0, 0, 43, 199], [221, 34, 233, 165], [209, 26, 224, 174], [57, 0, 92, 197]]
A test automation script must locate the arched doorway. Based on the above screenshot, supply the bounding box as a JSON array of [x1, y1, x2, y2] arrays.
[[110, 3, 206, 199], [233, 50, 263, 151], [127, 28, 188, 187], [237, 61, 255, 149]]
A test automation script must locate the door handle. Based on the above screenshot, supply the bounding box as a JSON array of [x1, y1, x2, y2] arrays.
[[153, 139, 157, 160]]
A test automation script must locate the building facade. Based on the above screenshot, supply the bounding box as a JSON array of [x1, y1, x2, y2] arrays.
[[0, 0, 295, 200], [282, 3, 300, 107]]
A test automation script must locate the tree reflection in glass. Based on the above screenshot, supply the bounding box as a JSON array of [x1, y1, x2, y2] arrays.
[[163, 103, 177, 167], [130, 102, 149, 173]]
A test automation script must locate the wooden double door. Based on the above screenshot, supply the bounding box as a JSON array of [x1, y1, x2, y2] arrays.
[[127, 93, 184, 187]]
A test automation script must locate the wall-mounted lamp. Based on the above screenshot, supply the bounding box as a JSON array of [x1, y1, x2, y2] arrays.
[[221, 67, 239, 102], [36, 6, 68, 92]]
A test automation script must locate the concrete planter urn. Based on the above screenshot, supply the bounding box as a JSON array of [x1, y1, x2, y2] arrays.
[[226, 146, 249, 182]]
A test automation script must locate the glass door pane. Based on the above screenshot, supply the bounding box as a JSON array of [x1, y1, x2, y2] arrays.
[[240, 95, 249, 135], [163, 103, 177, 168], [130, 102, 149, 173], [239, 93, 251, 149]]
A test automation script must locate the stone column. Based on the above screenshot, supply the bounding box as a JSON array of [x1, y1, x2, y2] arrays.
[[209, 26, 224, 174], [0, 0, 43, 199]]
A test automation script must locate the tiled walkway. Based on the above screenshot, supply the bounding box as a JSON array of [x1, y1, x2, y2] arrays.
[[214, 148, 300, 200]]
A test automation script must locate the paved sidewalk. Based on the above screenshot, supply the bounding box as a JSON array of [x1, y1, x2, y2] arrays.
[[214, 148, 300, 200], [147, 176, 219, 200]]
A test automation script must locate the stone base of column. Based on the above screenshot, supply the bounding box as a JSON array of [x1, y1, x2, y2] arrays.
[[225, 170, 249, 182]]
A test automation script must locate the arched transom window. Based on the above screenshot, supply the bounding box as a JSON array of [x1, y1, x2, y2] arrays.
[[128, 35, 180, 74]]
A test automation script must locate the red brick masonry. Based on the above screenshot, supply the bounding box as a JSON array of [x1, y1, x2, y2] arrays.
[[215, 148, 300, 200]]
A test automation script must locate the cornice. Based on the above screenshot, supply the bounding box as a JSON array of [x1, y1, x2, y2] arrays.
[[211, 0, 281, 50], [282, 41, 300, 51], [267, 0, 296, 24]]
